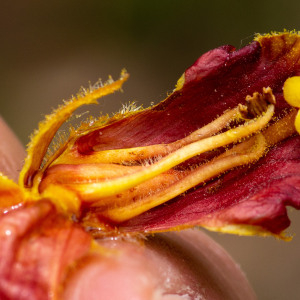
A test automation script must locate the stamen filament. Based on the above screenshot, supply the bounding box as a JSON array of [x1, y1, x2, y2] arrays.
[[89, 110, 297, 223], [72, 104, 274, 199], [52, 107, 241, 166], [101, 134, 267, 222]]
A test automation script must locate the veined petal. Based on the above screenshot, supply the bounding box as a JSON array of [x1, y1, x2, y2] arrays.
[[120, 135, 300, 238], [64, 33, 300, 153], [0, 201, 94, 300], [116, 33, 300, 237], [22, 32, 300, 238]]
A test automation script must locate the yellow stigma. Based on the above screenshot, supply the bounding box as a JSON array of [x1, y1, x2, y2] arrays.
[[283, 76, 300, 133]]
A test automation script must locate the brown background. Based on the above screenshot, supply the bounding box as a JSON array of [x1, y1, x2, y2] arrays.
[[0, 1, 299, 299]]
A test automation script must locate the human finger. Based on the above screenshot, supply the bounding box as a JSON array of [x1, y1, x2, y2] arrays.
[[0, 117, 25, 182], [63, 229, 256, 300]]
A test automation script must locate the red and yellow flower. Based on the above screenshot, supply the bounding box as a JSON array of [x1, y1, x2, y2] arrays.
[[1, 31, 300, 299]]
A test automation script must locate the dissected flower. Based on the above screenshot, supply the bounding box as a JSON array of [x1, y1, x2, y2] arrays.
[[1, 32, 299, 240], [1, 30, 300, 299]]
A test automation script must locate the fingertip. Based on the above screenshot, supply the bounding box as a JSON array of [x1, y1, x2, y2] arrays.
[[0, 116, 26, 181], [63, 253, 157, 300]]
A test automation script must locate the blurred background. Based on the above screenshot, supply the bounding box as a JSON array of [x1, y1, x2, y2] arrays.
[[1, 1, 299, 299]]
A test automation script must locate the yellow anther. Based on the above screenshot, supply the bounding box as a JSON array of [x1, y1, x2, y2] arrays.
[[283, 76, 300, 134], [283, 76, 300, 108]]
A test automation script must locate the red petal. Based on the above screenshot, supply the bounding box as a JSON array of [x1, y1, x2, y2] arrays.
[[75, 34, 300, 153], [0, 201, 92, 299], [75, 33, 300, 236], [120, 136, 300, 235]]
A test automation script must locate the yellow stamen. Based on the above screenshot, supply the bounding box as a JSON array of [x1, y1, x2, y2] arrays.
[[51, 106, 241, 166], [102, 134, 267, 222], [283, 76, 300, 133], [37, 88, 292, 222], [103, 108, 297, 222], [40, 184, 80, 215], [64, 103, 274, 199]]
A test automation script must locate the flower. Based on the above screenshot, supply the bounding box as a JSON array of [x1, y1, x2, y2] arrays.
[[1, 30, 300, 300], [1, 32, 300, 241]]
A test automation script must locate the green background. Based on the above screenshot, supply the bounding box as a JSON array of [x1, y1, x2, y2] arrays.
[[1, 1, 300, 299]]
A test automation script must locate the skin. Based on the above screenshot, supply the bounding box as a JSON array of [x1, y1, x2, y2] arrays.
[[0, 116, 257, 300], [0, 117, 26, 182]]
